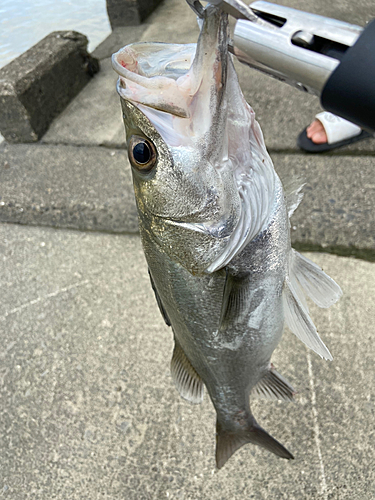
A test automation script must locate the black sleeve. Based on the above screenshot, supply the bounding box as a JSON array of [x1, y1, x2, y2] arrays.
[[321, 19, 375, 133]]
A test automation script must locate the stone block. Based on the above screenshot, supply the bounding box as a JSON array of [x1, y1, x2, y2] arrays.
[[0, 31, 100, 143], [106, 0, 164, 28]]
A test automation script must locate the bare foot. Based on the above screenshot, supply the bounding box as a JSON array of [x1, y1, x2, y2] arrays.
[[306, 119, 327, 144]]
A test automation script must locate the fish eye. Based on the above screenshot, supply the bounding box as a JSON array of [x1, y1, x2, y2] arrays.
[[128, 136, 157, 172]]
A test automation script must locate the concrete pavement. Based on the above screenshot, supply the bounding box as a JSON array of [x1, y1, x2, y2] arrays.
[[0, 0, 374, 498], [0, 223, 374, 499]]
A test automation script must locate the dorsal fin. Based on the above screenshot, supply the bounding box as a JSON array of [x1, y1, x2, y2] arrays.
[[283, 277, 333, 360], [170, 340, 204, 404], [283, 176, 305, 218], [291, 250, 342, 308]]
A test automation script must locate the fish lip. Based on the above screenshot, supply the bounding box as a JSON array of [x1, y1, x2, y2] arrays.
[[111, 43, 146, 80], [112, 7, 230, 133], [116, 78, 190, 119], [114, 6, 232, 156], [111, 44, 145, 84], [111, 51, 128, 80]]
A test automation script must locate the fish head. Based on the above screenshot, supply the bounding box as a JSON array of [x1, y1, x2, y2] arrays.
[[112, 5, 274, 273]]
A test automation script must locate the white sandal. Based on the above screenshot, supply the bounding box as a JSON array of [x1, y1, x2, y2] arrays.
[[298, 111, 371, 153]]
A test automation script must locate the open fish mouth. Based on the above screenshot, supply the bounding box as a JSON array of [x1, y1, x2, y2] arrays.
[[113, 43, 196, 81], [112, 5, 230, 143], [112, 42, 197, 118]]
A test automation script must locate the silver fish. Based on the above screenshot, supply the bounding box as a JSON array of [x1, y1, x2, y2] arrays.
[[112, 5, 342, 469]]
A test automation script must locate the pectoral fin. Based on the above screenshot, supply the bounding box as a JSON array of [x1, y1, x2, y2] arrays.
[[148, 269, 171, 327], [219, 271, 263, 331], [170, 339, 204, 404], [219, 270, 248, 330]]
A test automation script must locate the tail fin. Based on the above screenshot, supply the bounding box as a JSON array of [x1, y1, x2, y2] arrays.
[[215, 417, 293, 469]]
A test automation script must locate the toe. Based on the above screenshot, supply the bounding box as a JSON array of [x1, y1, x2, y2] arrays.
[[307, 120, 322, 136], [311, 130, 328, 144], [306, 120, 328, 143]]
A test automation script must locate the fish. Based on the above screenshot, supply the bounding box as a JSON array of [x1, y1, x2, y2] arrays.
[[112, 4, 342, 469]]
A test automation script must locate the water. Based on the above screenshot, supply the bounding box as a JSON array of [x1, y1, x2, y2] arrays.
[[0, 0, 112, 69]]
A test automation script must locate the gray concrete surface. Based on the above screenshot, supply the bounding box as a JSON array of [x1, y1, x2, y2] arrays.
[[0, 32, 99, 144], [273, 154, 375, 260], [91, 26, 149, 60], [1, 143, 374, 260], [0, 143, 138, 233], [106, 0, 164, 28], [0, 222, 374, 499], [42, 58, 126, 148]]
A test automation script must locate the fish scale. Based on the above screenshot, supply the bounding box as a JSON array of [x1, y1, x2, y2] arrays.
[[112, 4, 342, 469]]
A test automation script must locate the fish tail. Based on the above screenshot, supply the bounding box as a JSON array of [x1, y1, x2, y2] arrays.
[[215, 416, 294, 469]]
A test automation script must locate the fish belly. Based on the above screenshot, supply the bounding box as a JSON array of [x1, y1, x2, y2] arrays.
[[141, 182, 294, 466], [142, 187, 289, 420]]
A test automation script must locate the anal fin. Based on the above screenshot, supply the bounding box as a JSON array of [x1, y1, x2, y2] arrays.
[[251, 365, 296, 402], [170, 340, 204, 404]]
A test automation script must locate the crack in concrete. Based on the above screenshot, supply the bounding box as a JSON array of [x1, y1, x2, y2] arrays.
[[39, 141, 127, 150], [0, 279, 90, 323], [306, 349, 328, 499]]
